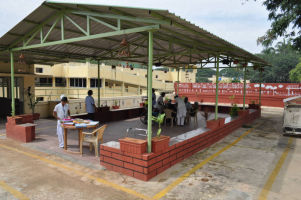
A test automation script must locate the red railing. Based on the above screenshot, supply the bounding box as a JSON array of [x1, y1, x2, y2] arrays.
[[175, 83, 301, 107]]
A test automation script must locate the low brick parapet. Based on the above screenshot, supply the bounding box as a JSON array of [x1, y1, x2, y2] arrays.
[[100, 109, 261, 181], [6, 115, 36, 143]]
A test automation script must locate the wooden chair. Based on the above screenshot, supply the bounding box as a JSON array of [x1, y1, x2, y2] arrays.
[[80, 125, 107, 157], [190, 108, 198, 126], [164, 109, 174, 127]]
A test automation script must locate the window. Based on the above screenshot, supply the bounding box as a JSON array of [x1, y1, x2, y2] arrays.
[[36, 97, 44, 101], [35, 68, 43, 73], [90, 78, 102, 88], [70, 78, 86, 87], [55, 77, 66, 87], [155, 75, 159, 78], [35, 77, 52, 87]]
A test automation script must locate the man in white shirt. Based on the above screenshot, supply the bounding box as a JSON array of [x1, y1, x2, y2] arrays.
[[53, 96, 70, 148], [85, 90, 97, 120], [175, 95, 187, 126]]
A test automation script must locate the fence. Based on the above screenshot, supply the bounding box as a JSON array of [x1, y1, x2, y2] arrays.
[[176, 83, 301, 107]]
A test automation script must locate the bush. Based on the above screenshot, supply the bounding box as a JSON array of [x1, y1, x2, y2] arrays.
[[230, 104, 240, 117]]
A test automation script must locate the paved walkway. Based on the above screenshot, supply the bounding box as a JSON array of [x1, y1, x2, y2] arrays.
[[0, 107, 299, 200]]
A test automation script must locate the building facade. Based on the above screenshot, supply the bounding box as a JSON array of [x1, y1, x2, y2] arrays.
[[34, 62, 197, 101]]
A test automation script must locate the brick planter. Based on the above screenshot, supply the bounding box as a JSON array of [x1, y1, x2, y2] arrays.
[[206, 119, 220, 130], [6, 116, 36, 143], [101, 109, 261, 181], [238, 109, 249, 117], [249, 104, 260, 110], [219, 118, 225, 127], [112, 106, 120, 110], [119, 137, 147, 154], [152, 135, 170, 154], [33, 113, 40, 120]]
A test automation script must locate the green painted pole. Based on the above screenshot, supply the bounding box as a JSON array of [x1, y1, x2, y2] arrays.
[[177, 68, 180, 95], [243, 67, 247, 110], [215, 56, 219, 120], [10, 51, 15, 116], [259, 70, 262, 105], [147, 31, 153, 153], [97, 60, 100, 107]]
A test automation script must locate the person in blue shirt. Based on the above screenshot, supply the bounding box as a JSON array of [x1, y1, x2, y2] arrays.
[[152, 88, 156, 108], [85, 90, 97, 120]]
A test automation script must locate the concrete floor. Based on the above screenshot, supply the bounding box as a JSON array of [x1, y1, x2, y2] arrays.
[[0, 107, 300, 200]]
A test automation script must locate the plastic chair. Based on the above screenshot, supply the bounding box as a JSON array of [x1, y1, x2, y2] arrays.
[[190, 108, 198, 126], [164, 109, 174, 127], [80, 124, 107, 157], [185, 110, 191, 124]]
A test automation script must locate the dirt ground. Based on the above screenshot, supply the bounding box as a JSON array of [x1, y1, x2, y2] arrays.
[[0, 107, 300, 200]]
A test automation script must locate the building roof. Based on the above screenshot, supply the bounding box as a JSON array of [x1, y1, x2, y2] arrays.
[[0, 1, 269, 68]]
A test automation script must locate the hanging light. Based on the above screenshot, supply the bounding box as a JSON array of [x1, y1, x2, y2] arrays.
[[120, 38, 128, 46], [17, 53, 26, 72], [118, 38, 131, 57]]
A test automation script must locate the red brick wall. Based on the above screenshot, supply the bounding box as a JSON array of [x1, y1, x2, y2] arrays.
[[100, 109, 261, 181], [6, 115, 35, 143]]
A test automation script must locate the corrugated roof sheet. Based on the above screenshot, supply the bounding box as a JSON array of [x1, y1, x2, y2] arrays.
[[0, 1, 269, 67]]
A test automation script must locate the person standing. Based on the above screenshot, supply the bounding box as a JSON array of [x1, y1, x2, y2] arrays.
[[184, 97, 192, 112], [156, 92, 165, 113], [53, 96, 70, 148], [152, 88, 156, 108], [175, 95, 187, 126], [85, 90, 97, 120]]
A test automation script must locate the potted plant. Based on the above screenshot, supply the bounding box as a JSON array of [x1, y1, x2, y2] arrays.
[[119, 137, 147, 154], [26, 86, 40, 120], [112, 100, 120, 109], [151, 113, 170, 153], [139, 102, 145, 107], [164, 97, 170, 104], [229, 104, 240, 117], [249, 100, 260, 109]]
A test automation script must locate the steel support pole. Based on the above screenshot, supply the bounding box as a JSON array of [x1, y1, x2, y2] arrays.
[[243, 67, 247, 110], [147, 31, 153, 153], [259, 70, 262, 105], [215, 56, 219, 120], [10, 51, 15, 116], [177, 68, 180, 95], [97, 60, 100, 107]]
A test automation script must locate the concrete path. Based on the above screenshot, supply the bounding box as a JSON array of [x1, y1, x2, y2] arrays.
[[0, 107, 299, 200]]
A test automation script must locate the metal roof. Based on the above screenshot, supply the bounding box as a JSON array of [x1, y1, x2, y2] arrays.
[[0, 1, 269, 68]]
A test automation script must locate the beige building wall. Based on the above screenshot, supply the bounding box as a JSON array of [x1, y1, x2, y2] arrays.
[[34, 62, 197, 101]]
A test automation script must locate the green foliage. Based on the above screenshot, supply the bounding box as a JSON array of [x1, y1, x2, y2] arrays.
[[152, 113, 165, 137], [26, 86, 39, 114], [220, 68, 243, 80], [290, 59, 301, 82], [249, 40, 301, 83], [230, 104, 240, 117], [247, 0, 301, 50], [196, 68, 215, 83]]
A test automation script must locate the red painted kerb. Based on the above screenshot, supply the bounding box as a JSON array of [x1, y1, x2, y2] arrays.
[[100, 109, 261, 181]]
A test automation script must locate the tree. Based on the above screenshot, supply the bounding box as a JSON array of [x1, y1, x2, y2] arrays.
[[220, 68, 244, 80], [195, 68, 215, 83], [247, 0, 301, 50], [249, 39, 301, 83], [290, 59, 301, 82]]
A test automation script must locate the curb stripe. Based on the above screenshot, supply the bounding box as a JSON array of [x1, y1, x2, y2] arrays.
[[153, 126, 256, 200], [258, 138, 293, 200], [0, 144, 150, 200], [0, 181, 30, 200]]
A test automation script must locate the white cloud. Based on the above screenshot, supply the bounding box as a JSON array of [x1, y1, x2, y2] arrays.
[[0, 0, 271, 53]]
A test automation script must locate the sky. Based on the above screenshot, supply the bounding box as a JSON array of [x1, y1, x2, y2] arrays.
[[0, 0, 271, 54]]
